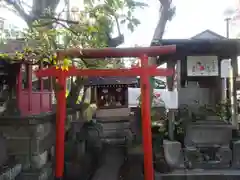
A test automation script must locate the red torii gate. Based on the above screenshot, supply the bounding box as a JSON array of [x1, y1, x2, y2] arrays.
[[35, 45, 176, 180]]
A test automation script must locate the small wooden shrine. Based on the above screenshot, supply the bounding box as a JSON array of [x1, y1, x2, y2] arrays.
[[0, 39, 53, 116], [150, 30, 240, 179], [84, 76, 138, 109], [0, 40, 55, 180], [152, 29, 240, 122]]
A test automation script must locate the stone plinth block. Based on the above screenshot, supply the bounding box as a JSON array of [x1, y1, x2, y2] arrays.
[[0, 114, 55, 155], [0, 159, 22, 180], [15, 150, 48, 170], [16, 163, 52, 180], [232, 140, 240, 168]]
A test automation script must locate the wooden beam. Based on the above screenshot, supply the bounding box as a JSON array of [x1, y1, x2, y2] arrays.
[[57, 45, 176, 59]]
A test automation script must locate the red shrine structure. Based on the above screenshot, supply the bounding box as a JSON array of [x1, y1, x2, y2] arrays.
[[35, 45, 176, 180], [0, 40, 53, 116], [17, 62, 53, 115]]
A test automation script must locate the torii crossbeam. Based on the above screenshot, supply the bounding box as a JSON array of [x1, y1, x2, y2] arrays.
[[35, 45, 176, 180]]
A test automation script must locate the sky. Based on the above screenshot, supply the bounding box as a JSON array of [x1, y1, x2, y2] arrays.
[[0, 0, 239, 79], [121, 0, 240, 47], [0, 0, 239, 45]]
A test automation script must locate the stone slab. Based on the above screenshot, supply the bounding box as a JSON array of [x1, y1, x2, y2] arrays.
[[120, 169, 240, 180], [0, 122, 53, 139], [232, 140, 240, 168], [16, 150, 48, 170], [16, 162, 52, 180], [158, 170, 240, 180], [6, 130, 55, 155], [91, 147, 124, 180], [0, 161, 22, 180]]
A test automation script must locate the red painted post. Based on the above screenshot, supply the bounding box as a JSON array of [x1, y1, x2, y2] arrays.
[[35, 67, 174, 180], [16, 64, 22, 111], [140, 55, 154, 180], [40, 62, 44, 111], [55, 70, 67, 179], [49, 76, 53, 110], [28, 64, 33, 113], [35, 45, 176, 180]]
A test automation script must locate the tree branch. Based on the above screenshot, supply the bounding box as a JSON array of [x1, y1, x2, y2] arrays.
[[57, 21, 79, 36], [39, 15, 78, 24], [4, 0, 33, 26]]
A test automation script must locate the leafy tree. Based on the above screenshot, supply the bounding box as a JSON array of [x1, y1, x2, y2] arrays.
[[0, 0, 147, 118]]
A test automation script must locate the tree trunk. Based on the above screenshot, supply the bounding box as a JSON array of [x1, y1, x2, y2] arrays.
[[149, 0, 172, 65], [152, 0, 172, 40]]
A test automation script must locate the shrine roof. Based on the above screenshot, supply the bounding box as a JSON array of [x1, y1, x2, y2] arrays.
[[152, 39, 240, 47], [152, 39, 240, 64], [151, 30, 240, 64], [84, 76, 138, 86]]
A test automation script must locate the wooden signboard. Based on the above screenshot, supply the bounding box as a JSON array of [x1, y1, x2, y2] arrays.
[[187, 56, 218, 76]]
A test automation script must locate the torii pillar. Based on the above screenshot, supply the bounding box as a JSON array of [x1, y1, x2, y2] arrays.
[[35, 45, 176, 180]]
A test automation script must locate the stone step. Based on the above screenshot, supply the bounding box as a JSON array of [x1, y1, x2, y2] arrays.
[[101, 137, 126, 145], [64, 153, 95, 180], [16, 162, 52, 180], [6, 130, 54, 155], [99, 122, 131, 130], [100, 129, 132, 138], [0, 158, 22, 180], [91, 147, 124, 180]]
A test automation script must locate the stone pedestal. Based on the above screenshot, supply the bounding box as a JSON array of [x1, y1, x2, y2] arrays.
[[0, 135, 22, 179], [15, 150, 49, 170], [0, 113, 55, 180], [16, 163, 52, 180], [163, 140, 184, 169], [0, 159, 22, 180], [0, 121, 55, 156], [232, 140, 240, 168], [184, 120, 233, 169]]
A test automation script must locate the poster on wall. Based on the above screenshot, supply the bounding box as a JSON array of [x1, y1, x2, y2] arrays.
[[187, 56, 219, 76], [221, 59, 232, 78], [128, 88, 178, 109]]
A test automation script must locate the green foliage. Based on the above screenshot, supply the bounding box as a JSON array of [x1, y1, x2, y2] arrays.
[[198, 100, 231, 122], [1, 0, 148, 112], [137, 92, 165, 123], [26, 0, 147, 48], [1, 0, 148, 67]]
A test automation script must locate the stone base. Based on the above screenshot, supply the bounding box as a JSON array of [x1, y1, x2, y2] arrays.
[[232, 140, 240, 168], [16, 163, 52, 180], [184, 146, 232, 169], [121, 169, 240, 180], [0, 160, 22, 180], [0, 119, 55, 155], [16, 150, 48, 170], [6, 131, 55, 155], [158, 169, 240, 180]]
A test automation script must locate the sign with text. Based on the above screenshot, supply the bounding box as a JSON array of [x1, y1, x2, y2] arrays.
[[128, 88, 178, 109], [187, 56, 219, 76], [221, 59, 232, 78]]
